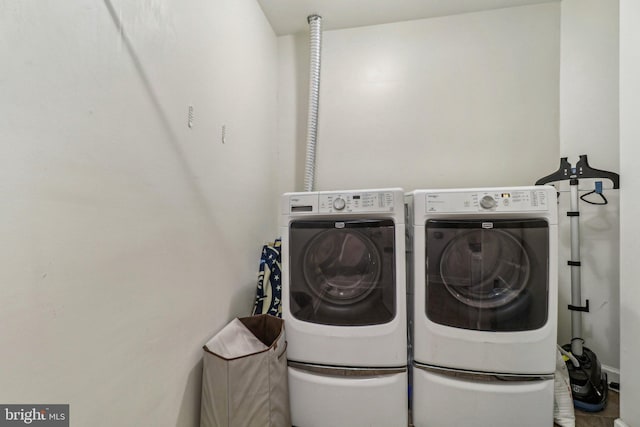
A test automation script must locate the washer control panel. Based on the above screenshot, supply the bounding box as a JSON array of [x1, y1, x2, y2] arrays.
[[426, 189, 549, 213]]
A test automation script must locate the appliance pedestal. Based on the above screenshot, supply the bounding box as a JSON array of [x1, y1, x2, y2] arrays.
[[289, 366, 408, 427], [412, 367, 553, 427]]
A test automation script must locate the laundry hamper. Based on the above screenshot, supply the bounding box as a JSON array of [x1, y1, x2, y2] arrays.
[[200, 314, 290, 427]]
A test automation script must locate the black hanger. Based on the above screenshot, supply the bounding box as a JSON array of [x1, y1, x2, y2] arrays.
[[535, 155, 620, 189]]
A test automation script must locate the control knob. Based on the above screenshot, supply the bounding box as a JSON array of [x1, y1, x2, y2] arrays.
[[480, 195, 497, 209], [333, 197, 346, 210]]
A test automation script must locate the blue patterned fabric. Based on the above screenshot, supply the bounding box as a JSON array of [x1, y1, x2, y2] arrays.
[[252, 238, 282, 318]]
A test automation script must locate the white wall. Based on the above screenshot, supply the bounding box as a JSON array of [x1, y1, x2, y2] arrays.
[[619, 0, 640, 424], [278, 3, 561, 193], [557, 0, 620, 380], [0, 0, 278, 425]]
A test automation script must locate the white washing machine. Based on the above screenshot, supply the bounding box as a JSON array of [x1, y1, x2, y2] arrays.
[[407, 186, 558, 427], [281, 188, 408, 427]]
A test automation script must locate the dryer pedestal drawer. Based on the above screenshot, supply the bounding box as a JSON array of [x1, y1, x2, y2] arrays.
[[288, 365, 408, 427]]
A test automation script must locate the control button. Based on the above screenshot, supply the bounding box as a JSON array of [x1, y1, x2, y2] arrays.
[[480, 195, 497, 209], [333, 197, 346, 210]]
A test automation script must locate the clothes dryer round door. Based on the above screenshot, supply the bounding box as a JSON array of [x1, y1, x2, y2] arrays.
[[289, 219, 396, 326], [425, 219, 549, 332]]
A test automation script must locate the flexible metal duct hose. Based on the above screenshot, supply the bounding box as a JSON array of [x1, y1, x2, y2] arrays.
[[304, 15, 322, 192]]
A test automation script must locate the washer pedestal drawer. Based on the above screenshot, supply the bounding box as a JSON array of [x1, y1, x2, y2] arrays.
[[412, 366, 553, 427]]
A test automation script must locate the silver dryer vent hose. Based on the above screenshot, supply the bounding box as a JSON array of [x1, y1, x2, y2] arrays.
[[303, 14, 322, 192]]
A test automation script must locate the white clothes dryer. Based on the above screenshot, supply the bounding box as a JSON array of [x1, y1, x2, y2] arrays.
[[281, 188, 408, 427], [407, 186, 558, 427]]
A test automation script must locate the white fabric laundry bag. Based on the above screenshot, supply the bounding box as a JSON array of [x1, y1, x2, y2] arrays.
[[554, 346, 575, 427], [200, 314, 290, 427]]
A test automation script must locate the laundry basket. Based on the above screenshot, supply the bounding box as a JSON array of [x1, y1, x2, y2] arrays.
[[200, 314, 290, 427]]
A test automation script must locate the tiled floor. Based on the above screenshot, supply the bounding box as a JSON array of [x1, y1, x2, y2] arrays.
[[406, 390, 620, 426], [555, 390, 620, 427], [576, 390, 619, 427]]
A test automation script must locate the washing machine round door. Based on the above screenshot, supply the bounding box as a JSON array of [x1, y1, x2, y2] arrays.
[[439, 229, 531, 308], [302, 229, 382, 305]]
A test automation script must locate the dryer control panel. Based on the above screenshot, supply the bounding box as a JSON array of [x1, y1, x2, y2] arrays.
[[287, 191, 396, 214], [426, 189, 549, 213], [319, 191, 395, 213]]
